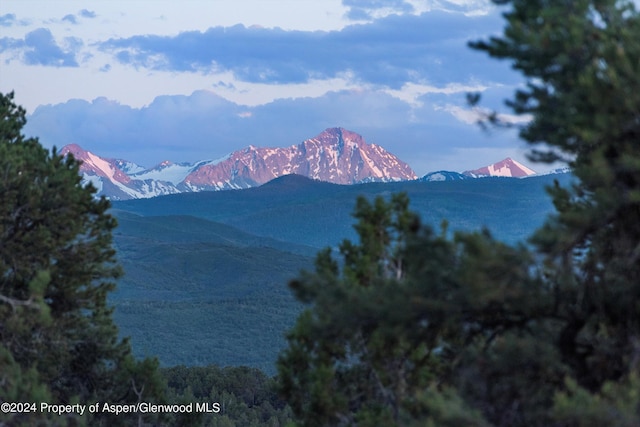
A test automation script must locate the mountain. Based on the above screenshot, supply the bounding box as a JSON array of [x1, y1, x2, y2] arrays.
[[419, 170, 469, 182], [59, 143, 171, 200], [60, 127, 417, 200], [183, 127, 416, 190], [114, 172, 570, 249], [418, 159, 538, 182], [463, 157, 536, 178]]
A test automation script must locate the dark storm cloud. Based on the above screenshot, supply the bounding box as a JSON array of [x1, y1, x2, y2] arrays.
[[99, 11, 515, 88]]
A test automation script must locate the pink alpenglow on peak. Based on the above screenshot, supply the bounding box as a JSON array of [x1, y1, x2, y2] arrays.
[[184, 127, 417, 190], [463, 157, 537, 178], [59, 143, 132, 185], [59, 144, 171, 200], [59, 127, 417, 200]]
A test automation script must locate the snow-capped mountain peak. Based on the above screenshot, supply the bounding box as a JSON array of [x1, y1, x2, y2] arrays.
[[131, 162, 199, 186], [60, 127, 416, 200], [463, 157, 536, 178], [60, 144, 131, 184]]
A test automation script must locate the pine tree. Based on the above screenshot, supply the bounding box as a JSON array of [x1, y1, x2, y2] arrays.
[[0, 92, 165, 425], [467, 0, 640, 424], [277, 194, 499, 426], [471, 0, 640, 392]]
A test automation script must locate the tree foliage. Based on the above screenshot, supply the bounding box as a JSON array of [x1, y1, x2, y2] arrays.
[[279, 0, 640, 425], [277, 194, 541, 425], [471, 0, 640, 402], [163, 364, 293, 426], [0, 91, 165, 425]]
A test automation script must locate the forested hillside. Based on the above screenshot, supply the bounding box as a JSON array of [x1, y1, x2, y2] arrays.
[[110, 173, 566, 372]]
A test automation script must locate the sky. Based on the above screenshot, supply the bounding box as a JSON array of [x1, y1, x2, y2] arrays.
[[1, 0, 556, 175]]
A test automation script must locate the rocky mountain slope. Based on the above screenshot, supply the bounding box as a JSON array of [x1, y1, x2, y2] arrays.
[[463, 157, 537, 178], [61, 127, 417, 200]]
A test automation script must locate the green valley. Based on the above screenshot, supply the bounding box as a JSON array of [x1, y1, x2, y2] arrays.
[[111, 173, 570, 372]]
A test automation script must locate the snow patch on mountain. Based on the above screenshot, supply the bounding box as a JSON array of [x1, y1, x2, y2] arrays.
[[463, 158, 536, 178], [59, 128, 414, 200], [114, 159, 146, 175], [132, 162, 198, 185], [420, 171, 469, 182]]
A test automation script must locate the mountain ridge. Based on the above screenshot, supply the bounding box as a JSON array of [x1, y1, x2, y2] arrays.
[[60, 127, 416, 200], [61, 129, 549, 199], [462, 157, 536, 178]]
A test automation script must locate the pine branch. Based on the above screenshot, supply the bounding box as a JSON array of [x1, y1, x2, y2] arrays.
[[0, 293, 39, 311]]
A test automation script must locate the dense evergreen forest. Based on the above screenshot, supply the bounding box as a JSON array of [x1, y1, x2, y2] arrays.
[[2, 0, 640, 425]]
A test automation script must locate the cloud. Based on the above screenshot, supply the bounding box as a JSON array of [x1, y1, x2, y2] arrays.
[[0, 37, 24, 52], [436, 104, 482, 125], [60, 10, 96, 25], [99, 10, 516, 88], [433, 0, 494, 15], [79, 9, 97, 19], [436, 103, 534, 126], [213, 80, 236, 90], [26, 91, 249, 163], [343, 0, 494, 19], [343, 0, 415, 20], [62, 14, 78, 25], [22, 28, 80, 67], [1, 28, 82, 67], [0, 13, 29, 27], [0, 13, 17, 27], [24, 88, 526, 175]]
